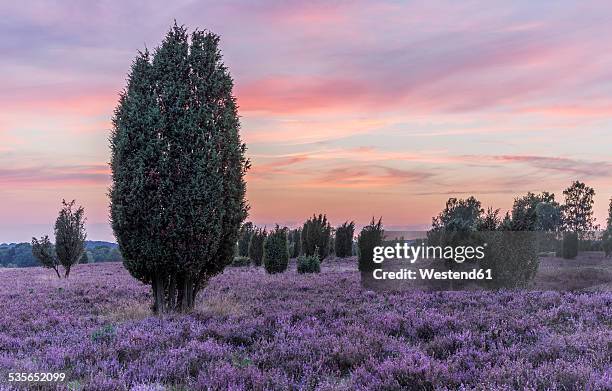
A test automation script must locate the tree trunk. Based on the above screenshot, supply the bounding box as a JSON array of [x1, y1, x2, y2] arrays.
[[166, 274, 177, 310], [181, 275, 194, 312], [152, 273, 166, 314], [53, 267, 61, 279], [64, 265, 71, 278]]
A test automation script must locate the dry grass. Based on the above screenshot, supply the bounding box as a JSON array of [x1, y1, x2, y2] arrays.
[[197, 294, 246, 317], [106, 301, 152, 323]]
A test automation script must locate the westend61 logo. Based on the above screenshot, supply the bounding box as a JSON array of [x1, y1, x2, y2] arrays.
[[373, 242, 487, 264]]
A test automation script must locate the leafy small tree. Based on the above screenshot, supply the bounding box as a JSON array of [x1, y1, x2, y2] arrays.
[[335, 221, 355, 258], [562, 181, 597, 234], [248, 228, 266, 266], [301, 214, 331, 260], [31, 235, 61, 278], [54, 200, 86, 278], [263, 226, 289, 274], [237, 222, 254, 257], [358, 218, 384, 273], [110, 24, 248, 313]]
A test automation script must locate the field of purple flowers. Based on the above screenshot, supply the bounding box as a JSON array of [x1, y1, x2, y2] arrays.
[[0, 259, 610, 390]]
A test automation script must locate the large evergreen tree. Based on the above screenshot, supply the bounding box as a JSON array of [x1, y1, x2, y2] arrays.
[[110, 24, 248, 313], [301, 214, 331, 260]]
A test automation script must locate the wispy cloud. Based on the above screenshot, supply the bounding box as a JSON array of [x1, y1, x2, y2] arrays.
[[0, 164, 109, 187]]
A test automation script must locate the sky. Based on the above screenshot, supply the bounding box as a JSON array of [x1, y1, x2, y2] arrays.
[[1, 0, 612, 242]]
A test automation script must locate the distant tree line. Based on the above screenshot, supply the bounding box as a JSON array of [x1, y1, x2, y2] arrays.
[[1, 241, 121, 268]]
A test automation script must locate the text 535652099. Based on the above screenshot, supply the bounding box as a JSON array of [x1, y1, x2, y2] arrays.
[[8, 372, 66, 382]]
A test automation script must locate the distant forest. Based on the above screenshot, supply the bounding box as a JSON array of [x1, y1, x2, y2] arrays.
[[0, 241, 121, 268]]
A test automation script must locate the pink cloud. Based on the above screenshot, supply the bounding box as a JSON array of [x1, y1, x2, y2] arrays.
[[0, 164, 110, 187]]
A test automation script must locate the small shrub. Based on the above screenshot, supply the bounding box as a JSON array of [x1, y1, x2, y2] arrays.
[[263, 226, 289, 274], [562, 232, 578, 259], [248, 228, 266, 266], [358, 218, 384, 272], [231, 256, 251, 267], [91, 324, 116, 343], [297, 254, 320, 274]]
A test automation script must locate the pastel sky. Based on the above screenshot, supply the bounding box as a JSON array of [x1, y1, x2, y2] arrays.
[[2, 1, 612, 242]]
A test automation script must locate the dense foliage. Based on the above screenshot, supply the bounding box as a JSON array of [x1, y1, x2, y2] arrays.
[[427, 196, 541, 285], [562, 181, 597, 233], [479, 231, 539, 288], [1, 241, 119, 268], [231, 256, 251, 267], [431, 196, 483, 232], [263, 226, 289, 274], [0, 261, 609, 389], [0, 242, 38, 268], [510, 192, 562, 231], [335, 221, 355, 258], [603, 198, 612, 258], [297, 254, 321, 274], [237, 222, 254, 257], [301, 214, 331, 260], [82, 245, 123, 264], [109, 24, 248, 313], [428, 197, 485, 249], [288, 228, 301, 258], [54, 200, 87, 278], [562, 232, 579, 259], [248, 228, 266, 267], [358, 218, 384, 273]]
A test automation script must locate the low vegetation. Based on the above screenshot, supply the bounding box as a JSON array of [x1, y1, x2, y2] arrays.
[[248, 228, 266, 267], [263, 226, 289, 274], [297, 254, 321, 273], [358, 217, 384, 273], [0, 261, 608, 389]]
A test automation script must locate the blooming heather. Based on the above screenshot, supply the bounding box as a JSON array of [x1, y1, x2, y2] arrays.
[[0, 260, 610, 390]]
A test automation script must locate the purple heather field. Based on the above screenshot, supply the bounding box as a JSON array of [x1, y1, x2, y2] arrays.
[[0, 259, 610, 391]]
